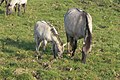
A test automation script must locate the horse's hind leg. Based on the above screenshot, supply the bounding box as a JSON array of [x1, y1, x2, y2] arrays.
[[35, 37, 42, 59], [81, 36, 88, 63], [42, 40, 47, 51], [81, 45, 88, 63], [71, 39, 77, 57], [81, 50, 87, 64], [35, 36, 41, 53], [37, 40, 42, 52], [52, 43, 56, 58]]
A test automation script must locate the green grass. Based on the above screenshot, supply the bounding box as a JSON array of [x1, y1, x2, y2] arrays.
[[0, 0, 120, 80]]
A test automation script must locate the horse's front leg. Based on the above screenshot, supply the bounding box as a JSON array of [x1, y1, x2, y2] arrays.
[[52, 43, 56, 58], [35, 37, 41, 54], [66, 33, 72, 54], [42, 40, 47, 52], [66, 34, 70, 53], [71, 39, 77, 57]]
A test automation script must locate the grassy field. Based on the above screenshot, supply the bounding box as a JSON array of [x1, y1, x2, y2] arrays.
[[0, 0, 120, 80]]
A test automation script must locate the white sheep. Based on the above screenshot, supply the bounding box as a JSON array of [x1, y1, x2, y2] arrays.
[[6, 0, 27, 15]]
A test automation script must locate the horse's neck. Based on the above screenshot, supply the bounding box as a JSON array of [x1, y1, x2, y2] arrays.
[[52, 35, 61, 46]]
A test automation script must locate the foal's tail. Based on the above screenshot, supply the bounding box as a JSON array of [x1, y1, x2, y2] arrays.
[[83, 12, 92, 53]]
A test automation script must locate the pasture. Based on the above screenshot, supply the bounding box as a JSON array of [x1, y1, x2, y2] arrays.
[[0, 0, 120, 80]]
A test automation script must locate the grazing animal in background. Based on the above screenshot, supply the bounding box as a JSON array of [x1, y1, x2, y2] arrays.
[[6, 0, 27, 15], [34, 21, 66, 58], [64, 8, 92, 63]]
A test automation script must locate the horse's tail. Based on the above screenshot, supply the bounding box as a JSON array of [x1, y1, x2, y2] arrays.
[[83, 12, 92, 53]]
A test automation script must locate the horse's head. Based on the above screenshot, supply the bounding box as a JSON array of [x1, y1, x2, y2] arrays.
[[50, 25, 66, 58], [6, 3, 12, 15], [55, 35, 66, 58], [55, 42, 66, 58]]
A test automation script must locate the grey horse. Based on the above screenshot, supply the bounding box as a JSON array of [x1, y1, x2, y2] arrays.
[[64, 8, 92, 63]]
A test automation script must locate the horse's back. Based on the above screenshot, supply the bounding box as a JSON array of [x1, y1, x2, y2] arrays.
[[34, 21, 52, 40], [64, 8, 87, 39]]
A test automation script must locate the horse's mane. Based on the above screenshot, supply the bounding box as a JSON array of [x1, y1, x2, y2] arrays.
[[46, 22, 63, 45]]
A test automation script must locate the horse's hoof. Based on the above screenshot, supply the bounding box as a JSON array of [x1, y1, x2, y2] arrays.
[[67, 50, 72, 54], [81, 60, 86, 64], [71, 56, 74, 60], [37, 55, 42, 60], [67, 54, 71, 57]]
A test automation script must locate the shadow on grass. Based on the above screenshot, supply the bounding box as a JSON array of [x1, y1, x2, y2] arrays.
[[0, 9, 4, 14], [0, 38, 35, 52], [1, 48, 15, 54], [0, 38, 83, 62], [63, 51, 81, 62]]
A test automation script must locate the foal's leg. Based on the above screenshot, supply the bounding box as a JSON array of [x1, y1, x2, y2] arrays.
[[35, 36, 43, 59], [37, 40, 42, 52], [35, 36, 41, 53], [42, 40, 47, 51], [52, 43, 56, 58], [35, 37, 38, 52]]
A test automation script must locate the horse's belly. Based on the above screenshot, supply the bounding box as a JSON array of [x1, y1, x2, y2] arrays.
[[66, 28, 84, 40]]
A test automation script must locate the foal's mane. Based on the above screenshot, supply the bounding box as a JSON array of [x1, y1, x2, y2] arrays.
[[46, 22, 63, 45]]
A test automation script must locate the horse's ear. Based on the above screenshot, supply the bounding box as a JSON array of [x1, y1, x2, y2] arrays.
[[51, 27, 58, 35]]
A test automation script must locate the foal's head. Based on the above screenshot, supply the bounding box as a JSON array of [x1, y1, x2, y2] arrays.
[[55, 42, 66, 58], [50, 26, 66, 58]]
